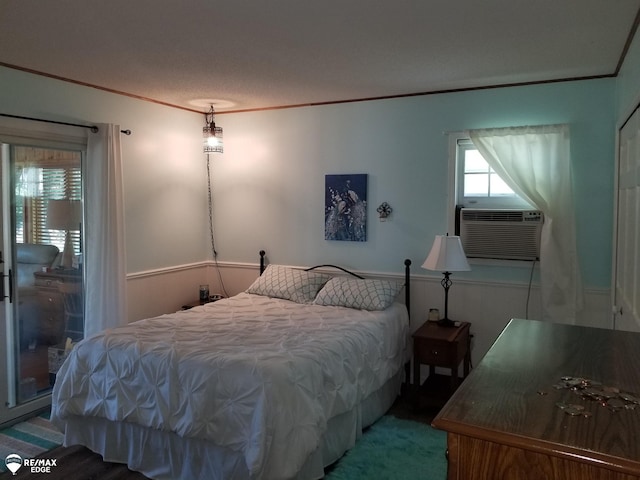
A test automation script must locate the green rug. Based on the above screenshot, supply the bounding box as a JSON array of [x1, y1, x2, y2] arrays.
[[0, 411, 63, 473], [325, 415, 447, 480], [0, 413, 447, 478]]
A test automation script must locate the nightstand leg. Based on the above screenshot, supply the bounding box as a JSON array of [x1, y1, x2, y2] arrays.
[[464, 351, 471, 377], [464, 334, 471, 377], [412, 358, 421, 409]]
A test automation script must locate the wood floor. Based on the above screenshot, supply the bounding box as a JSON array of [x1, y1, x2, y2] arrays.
[[0, 393, 439, 480], [19, 346, 51, 392], [0, 444, 147, 480]]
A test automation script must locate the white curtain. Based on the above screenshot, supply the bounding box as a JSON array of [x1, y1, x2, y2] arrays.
[[85, 124, 127, 337], [468, 124, 583, 324]]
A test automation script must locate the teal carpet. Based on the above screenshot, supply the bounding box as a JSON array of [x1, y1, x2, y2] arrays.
[[0, 413, 447, 478], [325, 415, 448, 480], [0, 411, 63, 473]]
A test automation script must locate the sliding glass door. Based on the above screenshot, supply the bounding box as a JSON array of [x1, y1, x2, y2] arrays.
[[0, 141, 85, 425]]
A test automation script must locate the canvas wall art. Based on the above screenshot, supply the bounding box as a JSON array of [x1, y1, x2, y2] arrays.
[[324, 174, 367, 242]]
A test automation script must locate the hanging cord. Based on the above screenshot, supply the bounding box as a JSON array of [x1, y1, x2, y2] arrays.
[[525, 258, 537, 319], [206, 154, 228, 297]]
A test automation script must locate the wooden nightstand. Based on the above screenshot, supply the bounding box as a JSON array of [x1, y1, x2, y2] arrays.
[[181, 295, 224, 310], [182, 300, 207, 310], [412, 320, 471, 408]]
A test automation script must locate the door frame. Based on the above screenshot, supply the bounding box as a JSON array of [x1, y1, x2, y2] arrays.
[[612, 101, 640, 332], [0, 119, 86, 426]]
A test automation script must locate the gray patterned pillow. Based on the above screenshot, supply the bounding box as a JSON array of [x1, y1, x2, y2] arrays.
[[313, 277, 403, 311], [246, 265, 331, 303]]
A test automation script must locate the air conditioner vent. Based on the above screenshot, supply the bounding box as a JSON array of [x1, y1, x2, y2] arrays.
[[459, 209, 543, 261], [461, 209, 542, 223]]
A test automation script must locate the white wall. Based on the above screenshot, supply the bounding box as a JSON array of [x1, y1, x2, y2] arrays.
[[0, 64, 621, 363], [616, 27, 640, 125], [0, 66, 209, 274], [0, 66, 220, 323], [207, 78, 617, 362], [216, 80, 615, 291], [200, 258, 609, 367], [125, 77, 618, 359]]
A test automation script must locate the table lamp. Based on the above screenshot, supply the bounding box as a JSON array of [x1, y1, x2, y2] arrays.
[[46, 199, 82, 269], [422, 234, 470, 327]]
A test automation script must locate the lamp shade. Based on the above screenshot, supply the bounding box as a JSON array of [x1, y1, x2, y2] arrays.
[[203, 105, 223, 154], [422, 235, 470, 272], [46, 199, 82, 231], [203, 124, 223, 153]]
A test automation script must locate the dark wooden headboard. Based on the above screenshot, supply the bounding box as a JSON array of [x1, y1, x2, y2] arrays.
[[404, 259, 411, 320], [258, 250, 411, 318]]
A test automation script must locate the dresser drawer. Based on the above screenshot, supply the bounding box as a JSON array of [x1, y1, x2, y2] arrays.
[[36, 290, 65, 344], [37, 291, 63, 310], [414, 338, 458, 366], [34, 276, 59, 289], [40, 311, 65, 344]]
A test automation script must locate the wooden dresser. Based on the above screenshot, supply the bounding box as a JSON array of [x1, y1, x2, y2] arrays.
[[33, 269, 82, 344], [432, 319, 640, 480]]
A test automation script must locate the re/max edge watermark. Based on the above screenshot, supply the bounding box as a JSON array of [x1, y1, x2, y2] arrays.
[[5, 454, 58, 475]]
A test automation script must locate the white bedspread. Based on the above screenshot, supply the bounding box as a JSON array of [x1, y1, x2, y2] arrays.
[[50, 293, 408, 479]]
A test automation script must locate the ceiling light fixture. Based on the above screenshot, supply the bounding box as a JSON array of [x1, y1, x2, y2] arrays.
[[203, 105, 223, 154]]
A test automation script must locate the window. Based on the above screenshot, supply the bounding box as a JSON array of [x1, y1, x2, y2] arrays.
[[448, 134, 541, 263], [455, 138, 532, 209], [14, 146, 82, 253]]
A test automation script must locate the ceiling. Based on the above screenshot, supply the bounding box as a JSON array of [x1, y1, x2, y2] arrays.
[[1, 1, 639, 114]]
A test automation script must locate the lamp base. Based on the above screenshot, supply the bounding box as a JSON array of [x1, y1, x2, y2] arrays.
[[60, 231, 75, 269], [437, 318, 458, 328]]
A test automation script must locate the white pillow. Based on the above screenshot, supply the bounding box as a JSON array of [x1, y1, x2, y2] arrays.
[[313, 277, 403, 311], [246, 265, 331, 304]]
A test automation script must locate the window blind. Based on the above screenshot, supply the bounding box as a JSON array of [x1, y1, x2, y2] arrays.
[[14, 147, 82, 253]]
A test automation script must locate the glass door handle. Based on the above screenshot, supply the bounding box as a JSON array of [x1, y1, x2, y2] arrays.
[[7, 268, 12, 303], [0, 251, 4, 301]]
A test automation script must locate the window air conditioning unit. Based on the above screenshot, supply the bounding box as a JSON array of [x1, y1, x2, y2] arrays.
[[459, 208, 543, 261]]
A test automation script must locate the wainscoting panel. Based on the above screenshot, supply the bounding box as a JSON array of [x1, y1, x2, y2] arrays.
[[126, 263, 209, 322], [126, 261, 264, 323], [126, 261, 611, 369]]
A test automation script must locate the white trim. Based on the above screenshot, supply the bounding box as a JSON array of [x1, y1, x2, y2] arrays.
[[416, 273, 609, 297], [617, 90, 640, 130], [126, 260, 259, 280], [126, 259, 608, 298], [127, 261, 209, 280], [0, 123, 87, 424], [611, 126, 621, 329], [447, 131, 462, 235], [611, 101, 640, 331]]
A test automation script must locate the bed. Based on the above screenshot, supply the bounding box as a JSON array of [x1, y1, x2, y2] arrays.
[[50, 253, 412, 480]]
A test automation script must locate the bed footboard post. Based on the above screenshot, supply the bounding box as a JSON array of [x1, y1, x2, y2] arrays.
[[259, 250, 266, 275], [404, 258, 412, 387], [404, 259, 411, 320]]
